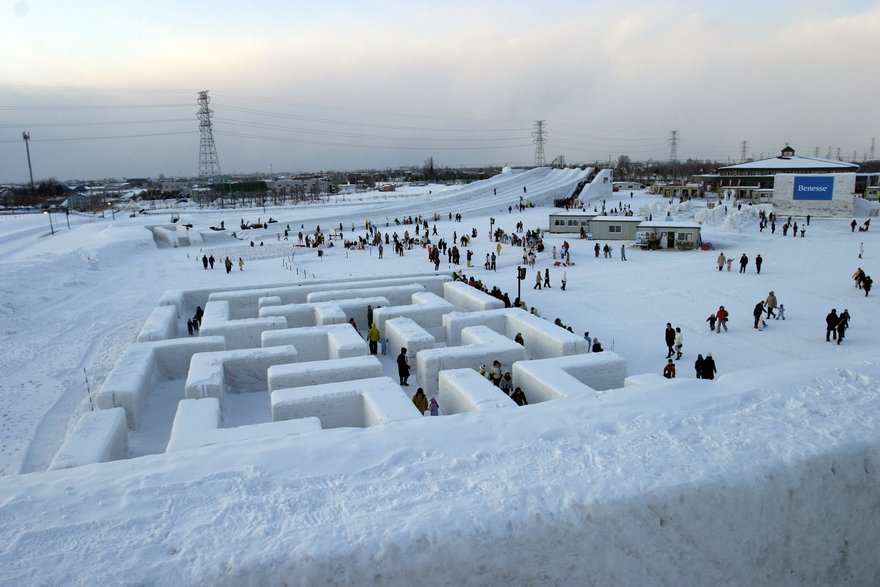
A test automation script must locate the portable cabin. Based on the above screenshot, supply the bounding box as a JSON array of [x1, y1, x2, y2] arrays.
[[635, 220, 702, 250]]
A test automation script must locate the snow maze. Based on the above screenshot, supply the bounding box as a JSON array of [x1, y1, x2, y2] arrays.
[[50, 272, 628, 470]]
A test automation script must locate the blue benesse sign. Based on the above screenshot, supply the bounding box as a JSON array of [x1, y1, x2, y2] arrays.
[[793, 176, 834, 201]]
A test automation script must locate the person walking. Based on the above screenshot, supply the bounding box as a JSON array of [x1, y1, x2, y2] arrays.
[[534, 271, 542, 290], [543, 267, 551, 288], [755, 254, 763, 274], [511, 387, 528, 406], [202, 255, 209, 270], [621, 244, 627, 261], [706, 313, 717, 331], [753, 301, 765, 329], [836, 311, 848, 345], [776, 304, 786, 320], [224, 257, 233, 274], [397, 348, 411, 386], [717, 252, 726, 272], [739, 253, 748, 273], [367, 323, 381, 355], [238, 257, 245, 271], [208, 255, 215, 269], [701, 353, 717, 380], [663, 359, 676, 379], [765, 291, 777, 318], [825, 309, 839, 342], [694, 354, 704, 379], [673, 327, 683, 360], [859, 242, 864, 259], [665, 323, 676, 358], [412, 388, 428, 414], [429, 396, 440, 416], [594, 243, 600, 258], [864, 275, 873, 296], [715, 306, 729, 333], [561, 271, 567, 291]]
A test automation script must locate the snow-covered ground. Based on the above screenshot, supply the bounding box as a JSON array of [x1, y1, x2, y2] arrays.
[[1, 168, 879, 585]]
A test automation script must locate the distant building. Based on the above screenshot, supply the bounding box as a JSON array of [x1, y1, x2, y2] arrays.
[[703, 146, 859, 200], [771, 173, 855, 218]]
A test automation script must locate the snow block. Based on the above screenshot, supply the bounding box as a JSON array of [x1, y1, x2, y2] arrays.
[[373, 292, 455, 342], [165, 398, 322, 452], [95, 336, 226, 429], [259, 297, 389, 329], [135, 305, 178, 342], [184, 345, 299, 407], [261, 324, 366, 362], [307, 284, 425, 306], [385, 317, 436, 364], [444, 308, 588, 359], [49, 407, 128, 470], [416, 325, 528, 396], [271, 376, 420, 428], [258, 295, 283, 309], [199, 300, 287, 350], [442, 281, 505, 312], [512, 352, 627, 403], [267, 355, 383, 393], [438, 368, 516, 413]]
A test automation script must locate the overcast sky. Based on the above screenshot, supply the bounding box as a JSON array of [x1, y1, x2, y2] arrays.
[[1, 0, 878, 182]]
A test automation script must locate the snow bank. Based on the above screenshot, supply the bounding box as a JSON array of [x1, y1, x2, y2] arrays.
[[267, 355, 383, 392], [438, 368, 516, 413], [135, 304, 178, 342], [442, 281, 505, 312], [512, 351, 627, 403], [260, 324, 366, 362], [307, 283, 425, 306], [199, 300, 287, 350], [385, 316, 436, 363], [444, 307, 588, 358], [416, 325, 528, 396], [373, 292, 454, 342], [259, 296, 389, 328], [184, 345, 299, 406], [48, 408, 128, 470], [271, 376, 421, 427], [165, 398, 322, 452], [94, 336, 226, 428]]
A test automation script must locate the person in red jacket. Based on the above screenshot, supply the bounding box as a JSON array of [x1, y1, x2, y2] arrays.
[[663, 359, 676, 379], [715, 305, 729, 333]]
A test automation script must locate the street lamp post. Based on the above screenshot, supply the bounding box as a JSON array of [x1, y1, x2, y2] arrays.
[[43, 210, 54, 235], [516, 265, 526, 306], [489, 217, 495, 242]]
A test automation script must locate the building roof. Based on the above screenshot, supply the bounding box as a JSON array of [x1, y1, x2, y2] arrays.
[[719, 147, 858, 172], [591, 216, 645, 222], [549, 210, 598, 217], [638, 220, 702, 229]]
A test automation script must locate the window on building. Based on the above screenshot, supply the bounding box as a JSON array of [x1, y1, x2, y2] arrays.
[[609, 225, 621, 233]]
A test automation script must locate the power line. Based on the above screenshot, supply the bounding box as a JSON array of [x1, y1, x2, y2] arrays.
[[0, 131, 196, 144]]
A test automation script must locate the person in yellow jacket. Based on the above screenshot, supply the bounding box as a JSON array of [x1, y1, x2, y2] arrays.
[[367, 323, 381, 355], [412, 388, 428, 415]]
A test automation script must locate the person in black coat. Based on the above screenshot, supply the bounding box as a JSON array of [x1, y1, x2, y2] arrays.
[[753, 301, 765, 329], [511, 387, 528, 406], [665, 323, 675, 358], [701, 353, 717, 380], [825, 309, 839, 341], [397, 347, 411, 386], [739, 253, 748, 273], [694, 354, 704, 379]]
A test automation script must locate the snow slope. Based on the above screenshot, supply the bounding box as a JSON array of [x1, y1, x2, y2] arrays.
[[0, 172, 879, 585]]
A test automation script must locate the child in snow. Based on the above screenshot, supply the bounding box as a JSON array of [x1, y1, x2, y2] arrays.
[[726, 258, 733, 271], [380, 335, 388, 355], [707, 313, 717, 331], [663, 359, 676, 379], [776, 304, 785, 320], [429, 396, 439, 416]]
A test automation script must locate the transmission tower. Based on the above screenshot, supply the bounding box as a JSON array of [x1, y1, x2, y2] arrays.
[[669, 130, 679, 162], [532, 120, 548, 167], [197, 90, 221, 183], [739, 140, 748, 163], [870, 138, 876, 161], [814, 146, 820, 158], [826, 146, 832, 159]]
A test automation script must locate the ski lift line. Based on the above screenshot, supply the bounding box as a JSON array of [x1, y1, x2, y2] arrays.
[[212, 104, 530, 133], [213, 130, 532, 150], [214, 118, 529, 143]]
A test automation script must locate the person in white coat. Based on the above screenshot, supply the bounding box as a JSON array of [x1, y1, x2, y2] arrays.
[[673, 327, 683, 360]]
